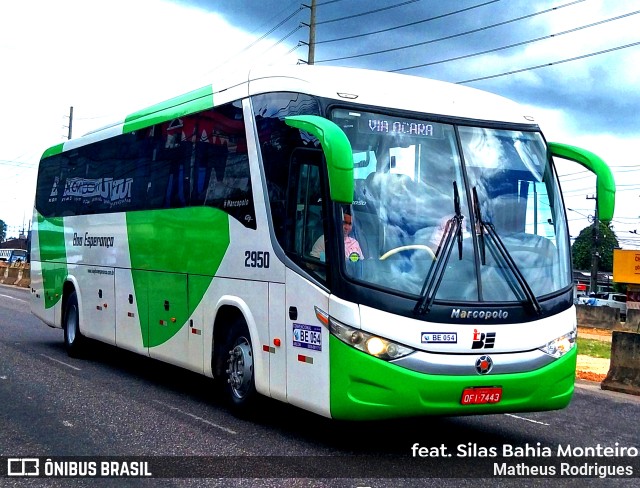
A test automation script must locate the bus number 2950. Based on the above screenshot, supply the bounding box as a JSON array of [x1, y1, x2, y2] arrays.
[[244, 251, 270, 268]]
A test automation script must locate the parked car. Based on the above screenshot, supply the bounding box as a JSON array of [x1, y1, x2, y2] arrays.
[[0, 248, 28, 264], [578, 292, 627, 320]]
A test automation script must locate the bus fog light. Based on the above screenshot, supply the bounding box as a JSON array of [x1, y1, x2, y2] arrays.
[[329, 317, 414, 361], [539, 328, 576, 358]]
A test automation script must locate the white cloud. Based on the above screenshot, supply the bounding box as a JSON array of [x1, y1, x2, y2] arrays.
[[523, 104, 640, 246], [0, 0, 300, 235]]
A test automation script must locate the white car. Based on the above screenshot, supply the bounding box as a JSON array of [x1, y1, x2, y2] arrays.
[[578, 293, 627, 319]]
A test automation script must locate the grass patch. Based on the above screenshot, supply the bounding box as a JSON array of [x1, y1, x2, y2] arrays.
[[577, 337, 611, 359]]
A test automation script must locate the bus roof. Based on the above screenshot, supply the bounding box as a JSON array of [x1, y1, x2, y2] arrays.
[[42, 65, 537, 158], [247, 65, 534, 124]]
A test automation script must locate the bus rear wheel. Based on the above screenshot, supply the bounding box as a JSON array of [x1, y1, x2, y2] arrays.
[[63, 291, 85, 358], [223, 321, 257, 412]]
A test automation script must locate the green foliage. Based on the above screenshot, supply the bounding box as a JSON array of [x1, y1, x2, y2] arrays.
[[577, 337, 611, 359], [0, 219, 6, 242], [571, 222, 619, 272]]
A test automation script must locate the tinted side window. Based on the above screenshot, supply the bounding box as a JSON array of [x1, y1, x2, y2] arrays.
[[253, 92, 321, 247], [35, 154, 62, 217], [194, 103, 255, 228], [35, 102, 256, 228], [37, 133, 143, 217]]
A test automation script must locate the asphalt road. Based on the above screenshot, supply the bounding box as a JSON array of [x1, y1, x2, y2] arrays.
[[1, 284, 639, 487]]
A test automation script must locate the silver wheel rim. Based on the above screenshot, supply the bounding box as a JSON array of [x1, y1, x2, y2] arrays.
[[227, 337, 253, 400]]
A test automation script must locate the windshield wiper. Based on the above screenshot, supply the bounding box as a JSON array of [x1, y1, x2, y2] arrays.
[[472, 187, 542, 316], [414, 182, 464, 315]]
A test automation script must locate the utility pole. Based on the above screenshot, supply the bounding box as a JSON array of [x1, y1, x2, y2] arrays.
[[308, 0, 316, 64], [300, 0, 317, 64], [66, 107, 73, 140], [587, 194, 599, 294]]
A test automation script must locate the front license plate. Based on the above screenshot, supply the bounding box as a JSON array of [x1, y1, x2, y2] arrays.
[[461, 387, 502, 405]]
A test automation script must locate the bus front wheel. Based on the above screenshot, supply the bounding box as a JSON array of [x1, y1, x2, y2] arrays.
[[223, 321, 257, 412], [63, 291, 85, 358]]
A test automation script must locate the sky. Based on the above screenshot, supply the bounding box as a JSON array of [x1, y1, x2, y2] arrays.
[[1, 0, 639, 248]]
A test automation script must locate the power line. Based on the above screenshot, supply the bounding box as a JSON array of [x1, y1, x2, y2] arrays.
[[401, 9, 640, 73], [316, 0, 423, 25], [559, 174, 589, 179], [202, 5, 304, 74], [315, 0, 500, 45], [236, 7, 303, 54], [282, 42, 304, 60], [318, 0, 584, 63], [562, 186, 640, 196], [244, 1, 301, 37], [457, 39, 640, 84], [262, 24, 303, 56], [560, 177, 593, 184], [586, 164, 640, 170]]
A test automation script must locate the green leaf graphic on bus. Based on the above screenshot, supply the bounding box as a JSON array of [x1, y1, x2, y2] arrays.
[[37, 214, 67, 309], [127, 208, 230, 347]]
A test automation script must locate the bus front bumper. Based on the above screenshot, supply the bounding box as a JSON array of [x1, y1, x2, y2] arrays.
[[329, 335, 577, 421]]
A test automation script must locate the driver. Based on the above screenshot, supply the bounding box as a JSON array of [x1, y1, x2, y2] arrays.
[[311, 209, 364, 262]]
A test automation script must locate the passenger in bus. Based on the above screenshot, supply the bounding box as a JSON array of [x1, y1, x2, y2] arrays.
[[310, 210, 364, 262]]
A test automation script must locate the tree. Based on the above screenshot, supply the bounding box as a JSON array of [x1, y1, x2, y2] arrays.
[[571, 221, 619, 272], [0, 219, 6, 242]]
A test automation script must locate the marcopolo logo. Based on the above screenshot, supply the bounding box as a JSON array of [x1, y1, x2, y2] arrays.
[[450, 308, 509, 320]]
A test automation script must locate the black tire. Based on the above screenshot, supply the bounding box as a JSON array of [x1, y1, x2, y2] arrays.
[[223, 320, 258, 413], [63, 291, 85, 358]]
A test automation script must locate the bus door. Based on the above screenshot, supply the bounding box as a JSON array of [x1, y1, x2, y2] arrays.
[[284, 150, 331, 417]]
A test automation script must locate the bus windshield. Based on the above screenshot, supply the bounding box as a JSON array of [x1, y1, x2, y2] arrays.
[[332, 109, 571, 304]]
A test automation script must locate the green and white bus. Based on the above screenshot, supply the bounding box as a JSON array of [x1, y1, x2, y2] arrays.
[[31, 65, 615, 420]]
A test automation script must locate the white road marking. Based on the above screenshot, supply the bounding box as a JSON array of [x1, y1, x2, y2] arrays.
[[153, 400, 237, 435], [0, 293, 26, 303], [41, 354, 82, 371], [504, 413, 550, 426]]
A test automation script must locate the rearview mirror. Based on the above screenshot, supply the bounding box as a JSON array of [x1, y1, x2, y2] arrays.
[[285, 115, 354, 204], [548, 142, 615, 222]]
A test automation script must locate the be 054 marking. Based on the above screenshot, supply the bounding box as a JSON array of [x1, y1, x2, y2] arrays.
[[293, 323, 322, 351], [244, 250, 270, 268], [422, 332, 457, 344]]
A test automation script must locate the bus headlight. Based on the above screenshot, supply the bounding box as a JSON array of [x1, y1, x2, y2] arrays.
[[329, 318, 414, 360], [538, 328, 576, 358]]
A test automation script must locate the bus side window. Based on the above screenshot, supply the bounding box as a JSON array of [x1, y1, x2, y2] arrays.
[[58, 154, 82, 217], [291, 162, 323, 258], [189, 104, 257, 228], [35, 155, 62, 218], [253, 92, 322, 248], [284, 149, 327, 280]]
